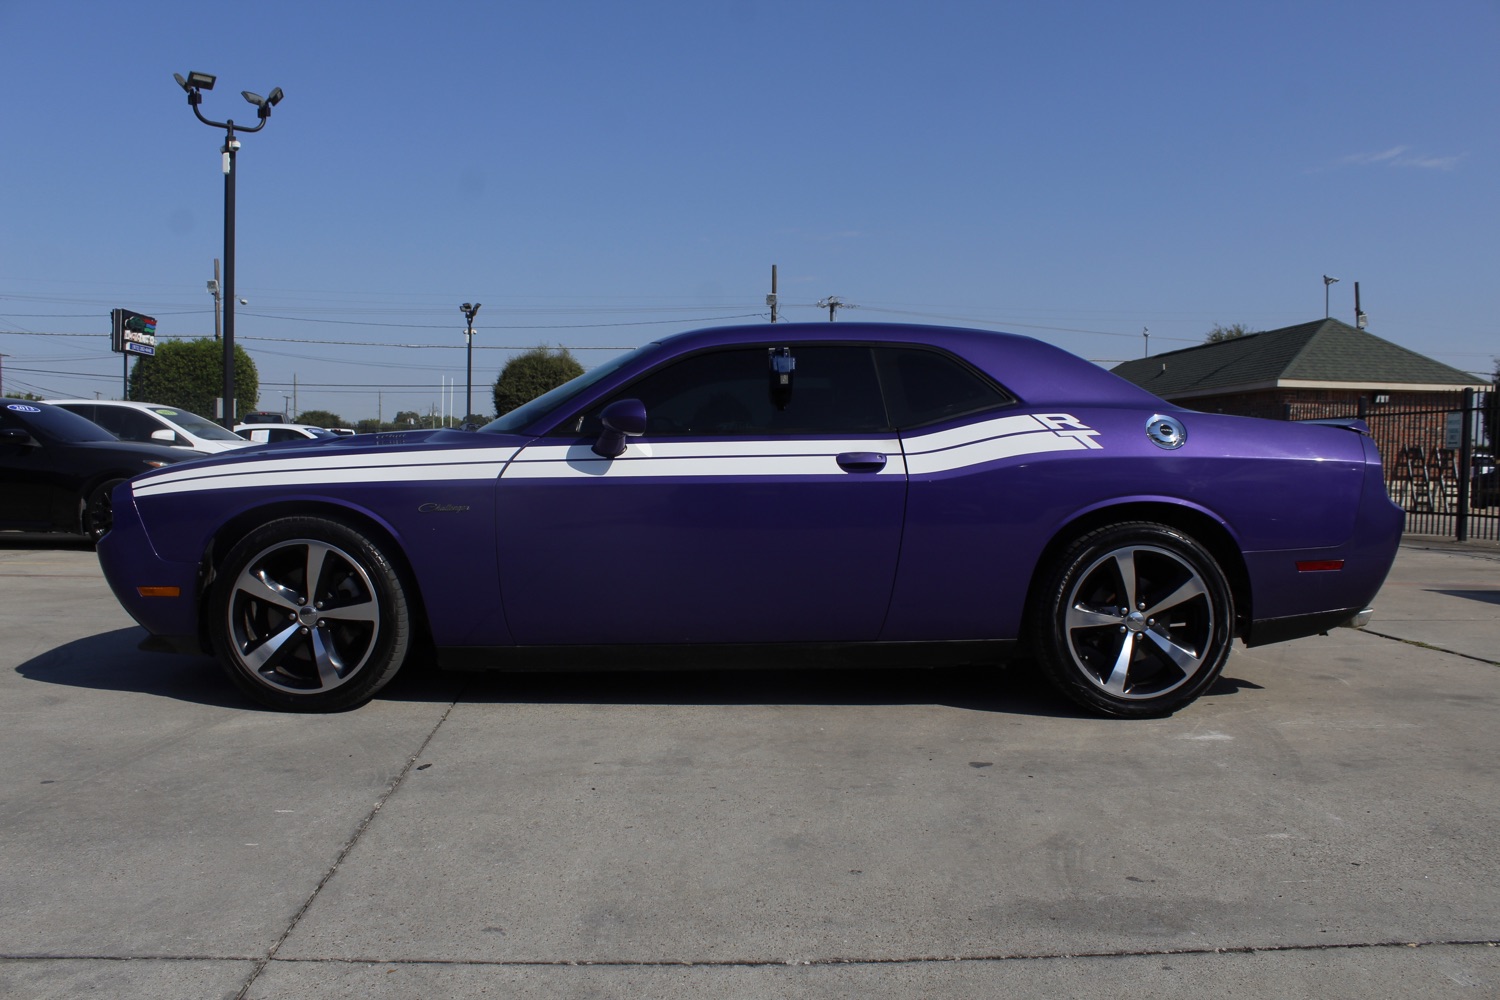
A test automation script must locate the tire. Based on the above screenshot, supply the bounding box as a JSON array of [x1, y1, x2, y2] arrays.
[[82, 478, 125, 543], [209, 516, 411, 711], [1032, 522, 1233, 718]]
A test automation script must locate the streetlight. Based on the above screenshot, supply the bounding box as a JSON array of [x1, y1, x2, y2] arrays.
[[460, 302, 481, 426], [173, 71, 284, 427], [1323, 275, 1339, 319]]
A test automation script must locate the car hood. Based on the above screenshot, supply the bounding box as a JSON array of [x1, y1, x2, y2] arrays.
[[138, 426, 531, 472], [71, 439, 208, 464]]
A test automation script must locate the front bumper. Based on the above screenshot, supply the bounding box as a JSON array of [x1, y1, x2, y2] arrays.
[[96, 485, 203, 642]]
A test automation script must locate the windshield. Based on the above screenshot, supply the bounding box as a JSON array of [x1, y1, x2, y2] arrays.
[[481, 344, 661, 434], [149, 407, 244, 441], [2, 401, 117, 443]]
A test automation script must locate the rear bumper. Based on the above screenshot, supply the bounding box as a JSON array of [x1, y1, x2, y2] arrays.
[[1244, 606, 1370, 647]]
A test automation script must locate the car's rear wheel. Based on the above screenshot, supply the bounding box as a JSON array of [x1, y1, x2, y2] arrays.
[[1033, 522, 1232, 718], [209, 517, 410, 711], [82, 478, 124, 543]]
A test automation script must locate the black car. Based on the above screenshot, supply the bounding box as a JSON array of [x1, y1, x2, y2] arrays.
[[0, 399, 202, 541]]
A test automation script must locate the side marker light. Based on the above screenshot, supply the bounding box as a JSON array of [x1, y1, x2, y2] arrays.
[[137, 586, 182, 597], [1295, 560, 1345, 573]]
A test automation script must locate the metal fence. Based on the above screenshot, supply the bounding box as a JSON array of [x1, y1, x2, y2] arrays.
[[1288, 389, 1497, 542]]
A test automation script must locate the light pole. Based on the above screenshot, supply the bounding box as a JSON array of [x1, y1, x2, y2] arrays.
[[461, 302, 481, 426], [174, 71, 283, 428], [1323, 275, 1339, 319]]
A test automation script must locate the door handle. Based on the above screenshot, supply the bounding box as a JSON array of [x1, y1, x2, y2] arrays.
[[836, 451, 887, 473]]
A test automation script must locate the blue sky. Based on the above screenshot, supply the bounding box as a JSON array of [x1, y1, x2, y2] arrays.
[[2, 0, 1495, 421]]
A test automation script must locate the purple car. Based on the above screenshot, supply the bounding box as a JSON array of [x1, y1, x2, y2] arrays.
[[96, 323, 1402, 716]]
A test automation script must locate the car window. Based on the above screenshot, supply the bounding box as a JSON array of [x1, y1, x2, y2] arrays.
[[268, 429, 300, 443], [568, 346, 889, 438], [2, 402, 117, 443], [873, 346, 1013, 428], [96, 407, 169, 443], [150, 408, 243, 441], [483, 343, 662, 434]]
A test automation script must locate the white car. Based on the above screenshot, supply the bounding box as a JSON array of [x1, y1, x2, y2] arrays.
[[50, 400, 252, 454], [233, 423, 339, 444]]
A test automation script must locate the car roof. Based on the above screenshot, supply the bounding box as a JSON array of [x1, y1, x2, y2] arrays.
[[644, 322, 1167, 409], [51, 399, 200, 415]]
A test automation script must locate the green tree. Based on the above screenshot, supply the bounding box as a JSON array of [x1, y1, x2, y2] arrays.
[[493, 346, 584, 416], [294, 409, 344, 429], [1205, 323, 1256, 343], [128, 338, 258, 421], [355, 418, 385, 434]]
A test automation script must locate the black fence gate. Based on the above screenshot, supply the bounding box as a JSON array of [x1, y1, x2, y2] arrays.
[[1289, 389, 1496, 542]]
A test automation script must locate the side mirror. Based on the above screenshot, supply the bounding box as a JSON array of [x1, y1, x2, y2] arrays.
[[0, 427, 35, 447], [592, 398, 647, 459], [150, 429, 177, 444]]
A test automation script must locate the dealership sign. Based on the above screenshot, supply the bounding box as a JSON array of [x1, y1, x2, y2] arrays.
[[111, 308, 157, 357]]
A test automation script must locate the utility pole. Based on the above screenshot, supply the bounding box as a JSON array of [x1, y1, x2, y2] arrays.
[[816, 295, 853, 321], [208, 259, 223, 340], [461, 302, 482, 425], [767, 264, 779, 322], [1142, 327, 1149, 357]]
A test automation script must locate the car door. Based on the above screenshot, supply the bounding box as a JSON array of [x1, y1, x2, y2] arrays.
[[495, 344, 908, 645], [869, 345, 1103, 642], [0, 406, 62, 529]]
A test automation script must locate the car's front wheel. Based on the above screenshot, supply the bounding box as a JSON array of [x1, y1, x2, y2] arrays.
[[209, 517, 411, 711], [1033, 522, 1233, 718], [82, 478, 124, 543]]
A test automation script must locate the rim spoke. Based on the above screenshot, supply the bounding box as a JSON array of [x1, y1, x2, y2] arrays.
[[308, 626, 344, 689], [319, 595, 378, 625], [1066, 603, 1121, 632], [1145, 628, 1204, 675], [235, 568, 300, 612], [303, 542, 334, 605], [1103, 634, 1135, 695], [1144, 577, 1206, 619], [1111, 550, 1139, 611], [241, 620, 301, 674]]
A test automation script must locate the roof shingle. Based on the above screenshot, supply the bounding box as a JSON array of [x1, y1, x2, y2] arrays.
[[1110, 319, 1482, 395]]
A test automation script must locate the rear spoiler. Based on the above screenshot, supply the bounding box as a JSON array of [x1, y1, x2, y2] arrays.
[[1298, 418, 1371, 435]]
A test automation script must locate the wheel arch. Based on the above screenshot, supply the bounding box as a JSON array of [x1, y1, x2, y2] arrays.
[[1026, 501, 1253, 639], [196, 500, 433, 655]]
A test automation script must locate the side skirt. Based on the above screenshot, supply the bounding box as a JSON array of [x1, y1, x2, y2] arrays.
[[435, 639, 1019, 674]]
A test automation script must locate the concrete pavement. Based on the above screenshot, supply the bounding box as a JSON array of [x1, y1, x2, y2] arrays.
[[0, 536, 1496, 999]]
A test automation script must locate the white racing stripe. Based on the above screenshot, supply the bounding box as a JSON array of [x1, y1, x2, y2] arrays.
[[903, 413, 1103, 475], [132, 447, 518, 498], [126, 413, 1105, 497], [504, 439, 906, 479]]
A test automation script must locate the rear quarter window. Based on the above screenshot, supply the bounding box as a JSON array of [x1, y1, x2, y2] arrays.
[[873, 347, 1014, 428]]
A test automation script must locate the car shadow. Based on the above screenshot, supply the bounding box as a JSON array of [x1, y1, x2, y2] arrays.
[[0, 534, 95, 551], [1430, 588, 1500, 605], [14, 628, 1259, 720], [13, 628, 247, 710], [384, 658, 1089, 718]]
